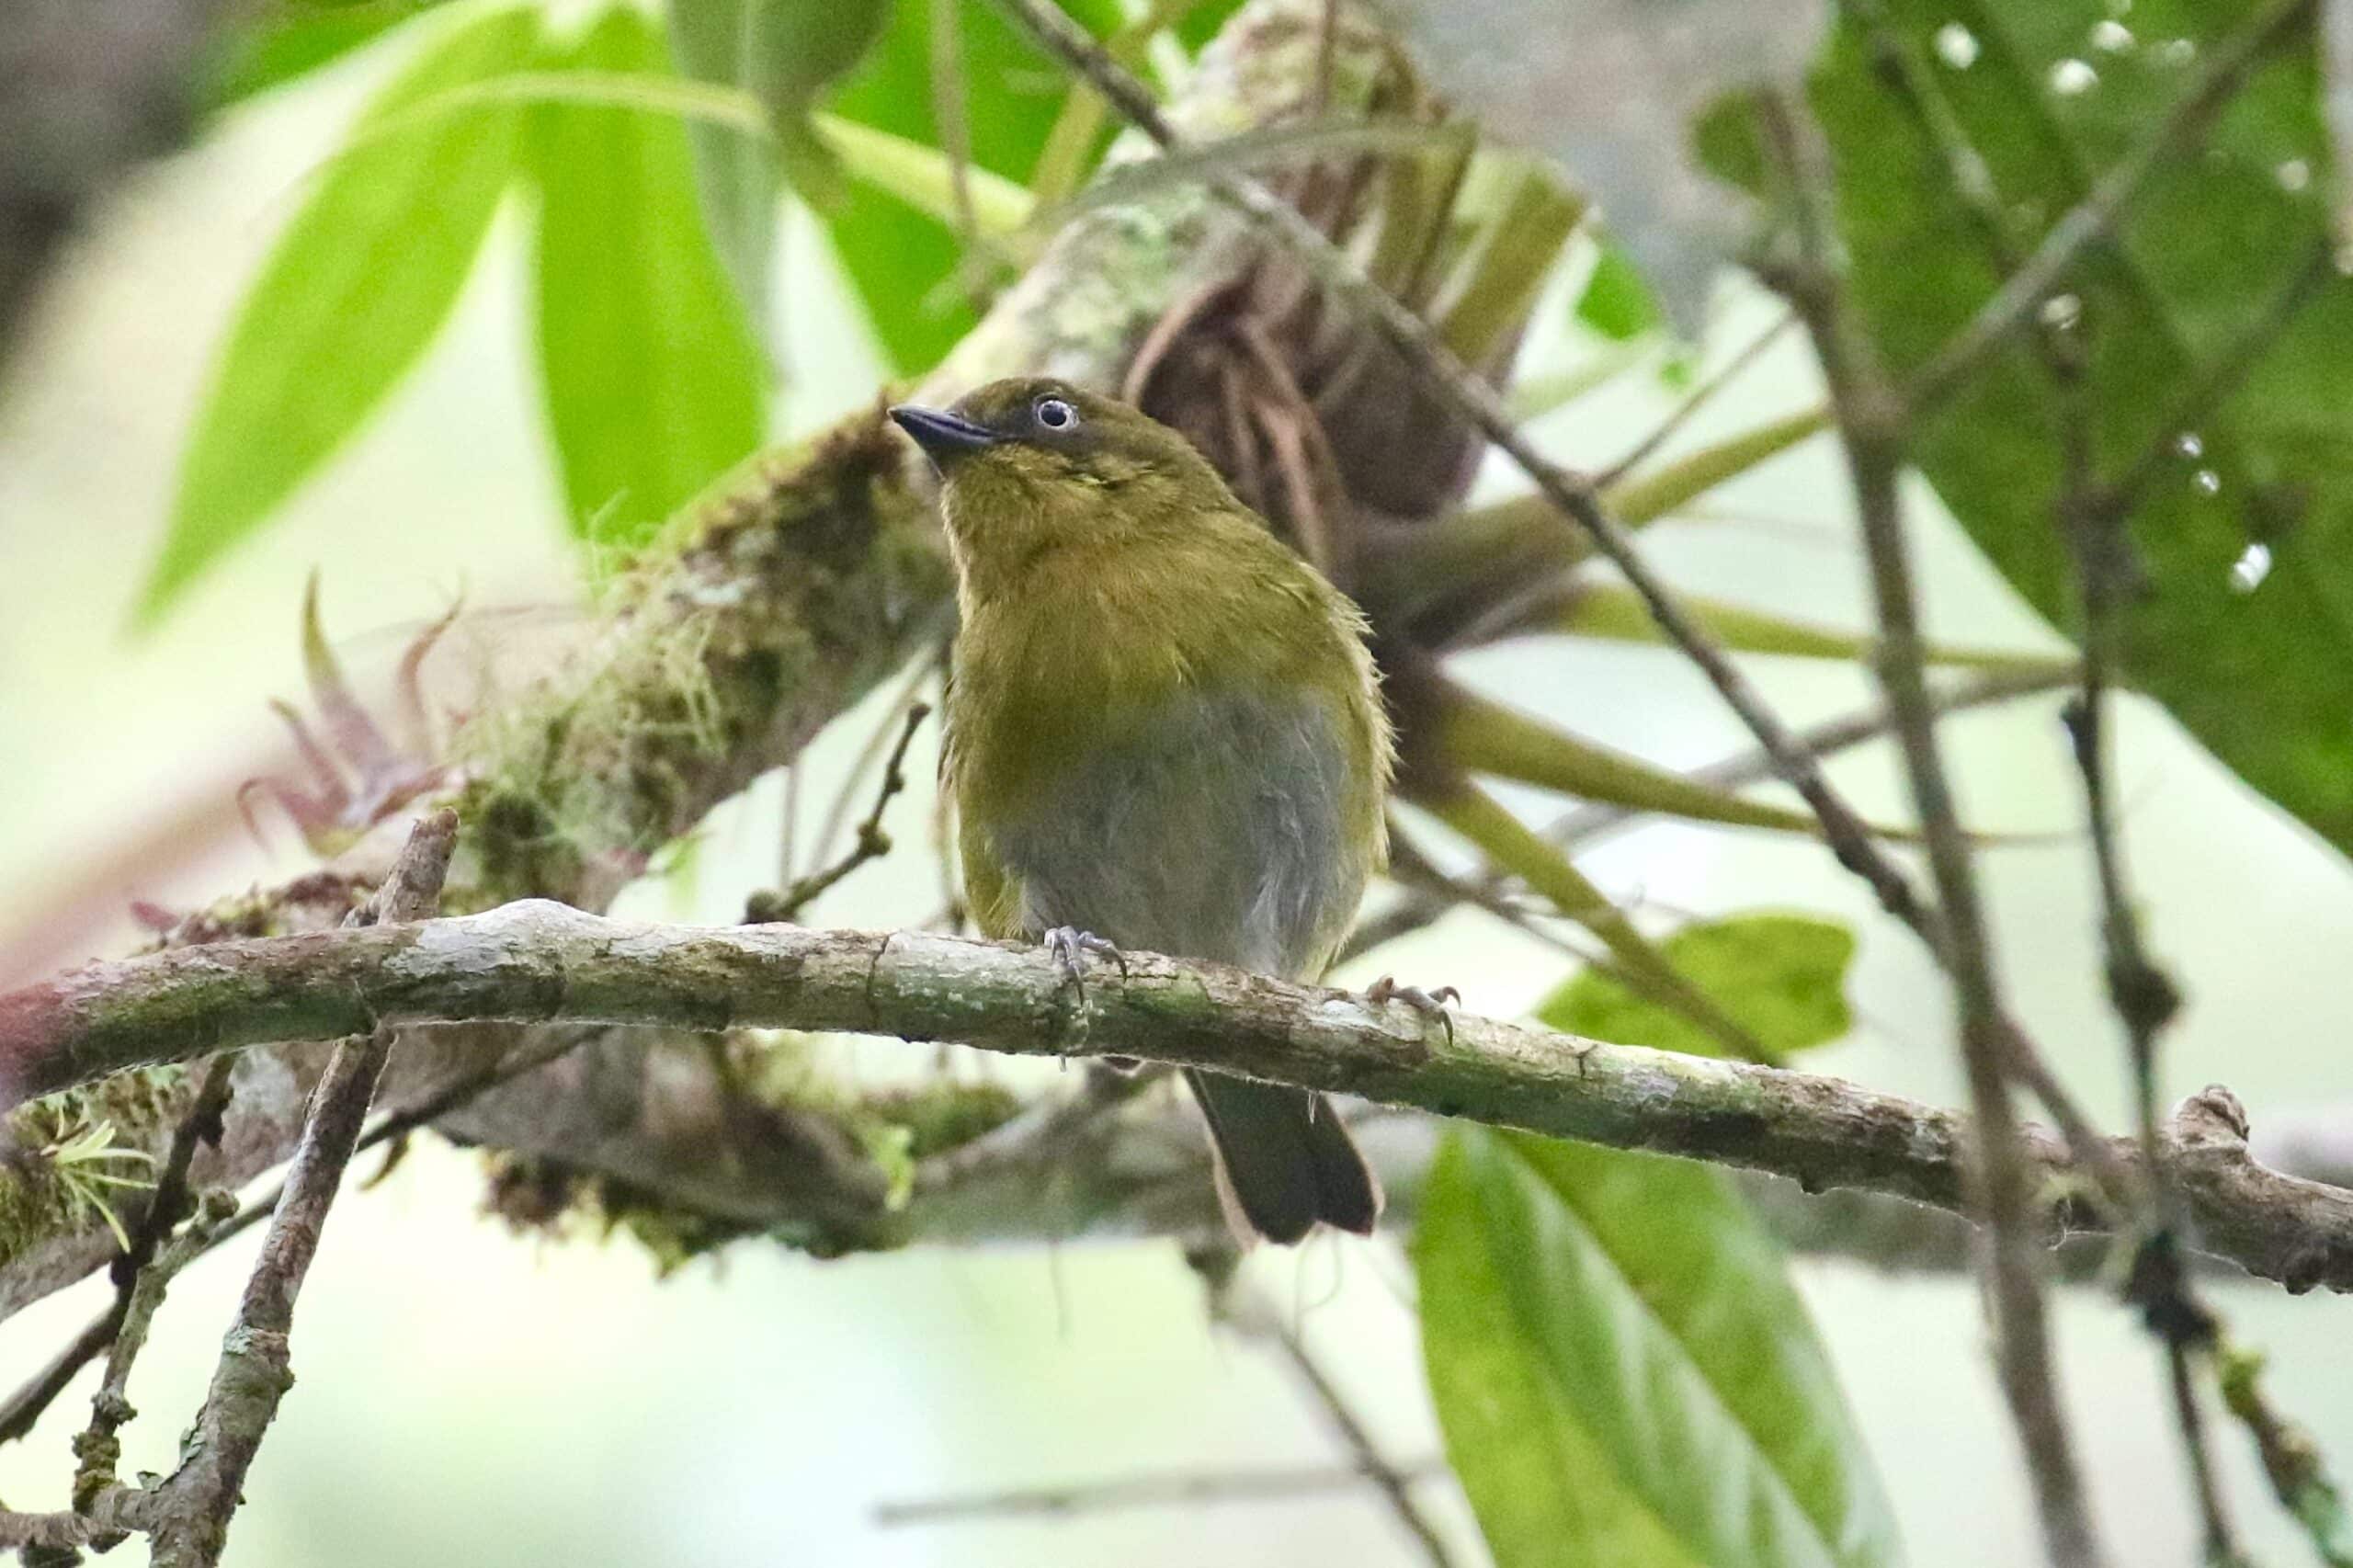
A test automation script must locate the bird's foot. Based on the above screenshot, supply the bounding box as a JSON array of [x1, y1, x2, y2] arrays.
[[1043, 926, 1127, 1001], [1364, 975, 1461, 1046]]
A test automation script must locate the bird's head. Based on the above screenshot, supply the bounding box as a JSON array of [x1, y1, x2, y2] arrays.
[[889, 379, 1237, 590]]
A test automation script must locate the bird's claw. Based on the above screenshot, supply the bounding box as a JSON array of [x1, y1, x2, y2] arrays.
[[1366, 976, 1460, 1046], [1044, 926, 1127, 998]]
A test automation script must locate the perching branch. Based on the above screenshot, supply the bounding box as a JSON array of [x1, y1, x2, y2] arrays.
[[4, 903, 2351, 1294]]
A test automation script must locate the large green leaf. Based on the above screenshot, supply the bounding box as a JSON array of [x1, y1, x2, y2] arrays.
[[1418, 1130, 1904, 1568], [665, 0, 892, 346], [1540, 912, 1856, 1062], [528, 7, 768, 551], [141, 6, 540, 625], [824, 0, 1123, 374], [1794, 1, 2353, 857], [203, 0, 448, 108]]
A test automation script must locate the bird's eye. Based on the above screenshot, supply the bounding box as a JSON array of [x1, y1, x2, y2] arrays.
[[1034, 396, 1076, 431]]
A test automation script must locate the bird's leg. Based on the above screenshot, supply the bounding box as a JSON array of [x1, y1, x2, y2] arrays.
[[1043, 926, 1127, 993], [1364, 975, 1461, 1046]]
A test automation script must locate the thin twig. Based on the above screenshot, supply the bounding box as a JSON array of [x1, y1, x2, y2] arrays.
[[1592, 312, 1799, 489], [97, 810, 459, 1567], [1907, 0, 2317, 415], [2048, 239, 2243, 1568], [2165, 1344, 2243, 1567], [2107, 234, 2339, 515], [807, 651, 939, 881], [873, 1459, 1449, 1525], [748, 702, 932, 926], [1268, 1322, 1465, 1568], [1758, 91, 2109, 1568], [70, 1187, 239, 1529], [0, 1028, 598, 1453], [1831, 0, 2167, 1217], [2219, 1337, 2353, 1567]]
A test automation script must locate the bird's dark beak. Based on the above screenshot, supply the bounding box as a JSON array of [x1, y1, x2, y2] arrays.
[[889, 404, 1001, 466]]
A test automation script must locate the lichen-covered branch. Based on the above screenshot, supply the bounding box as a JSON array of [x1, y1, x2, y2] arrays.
[[0, 0, 1372, 1318], [4, 903, 2349, 1297]]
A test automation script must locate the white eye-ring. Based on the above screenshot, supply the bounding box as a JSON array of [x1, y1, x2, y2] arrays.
[[1035, 396, 1076, 430]]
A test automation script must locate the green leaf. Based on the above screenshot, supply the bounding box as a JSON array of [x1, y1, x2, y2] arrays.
[[665, 0, 893, 345], [813, 112, 1035, 239], [1540, 913, 1857, 1061], [529, 7, 768, 552], [1605, 404, 1830, 524], [1787, 1, 2353, 859], [1418, 1128, 1903, 1568], [141, 5, 540, 626], [1577, 244, 1665, 341], [824, 0, 1123, 373], [203, 0, 448, 108]]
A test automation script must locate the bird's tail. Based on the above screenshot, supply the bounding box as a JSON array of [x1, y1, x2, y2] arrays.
[[1185, 1069, 1381, 1244]]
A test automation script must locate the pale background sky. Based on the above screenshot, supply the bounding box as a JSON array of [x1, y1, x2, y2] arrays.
[[0, 17, 2348, 1565]]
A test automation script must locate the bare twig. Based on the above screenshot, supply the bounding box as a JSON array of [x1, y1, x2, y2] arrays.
[[873, 1459, 1449, 1524], [2048, 296, 2242, 1561], [747, 702, 932, 926], [96, 810, 459, 1567], [807, 645, 942, 879], [0, 1313, 121, 1450], [1268, 1323, 1465, 1568], [1758, 92, 2108, 1568], [70, 1187, 239, 1531], [2165, 1344, 2243, 1568], [0, 1028, 597, 1459], [1906, 0, 2317, 415], [1593, 311, 1799, 489]]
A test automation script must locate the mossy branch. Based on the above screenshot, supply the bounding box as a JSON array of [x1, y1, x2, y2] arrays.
[[3, 903, 2349, 1295]]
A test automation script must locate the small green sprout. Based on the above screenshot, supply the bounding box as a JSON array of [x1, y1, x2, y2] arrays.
[[42, 1119, 159, 1253]]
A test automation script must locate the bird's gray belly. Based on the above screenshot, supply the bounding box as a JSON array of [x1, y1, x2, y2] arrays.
[[988, 688, 1362, 978]]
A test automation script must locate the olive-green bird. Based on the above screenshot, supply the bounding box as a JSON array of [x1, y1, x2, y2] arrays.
[[891, 378, 1392, 1244]]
